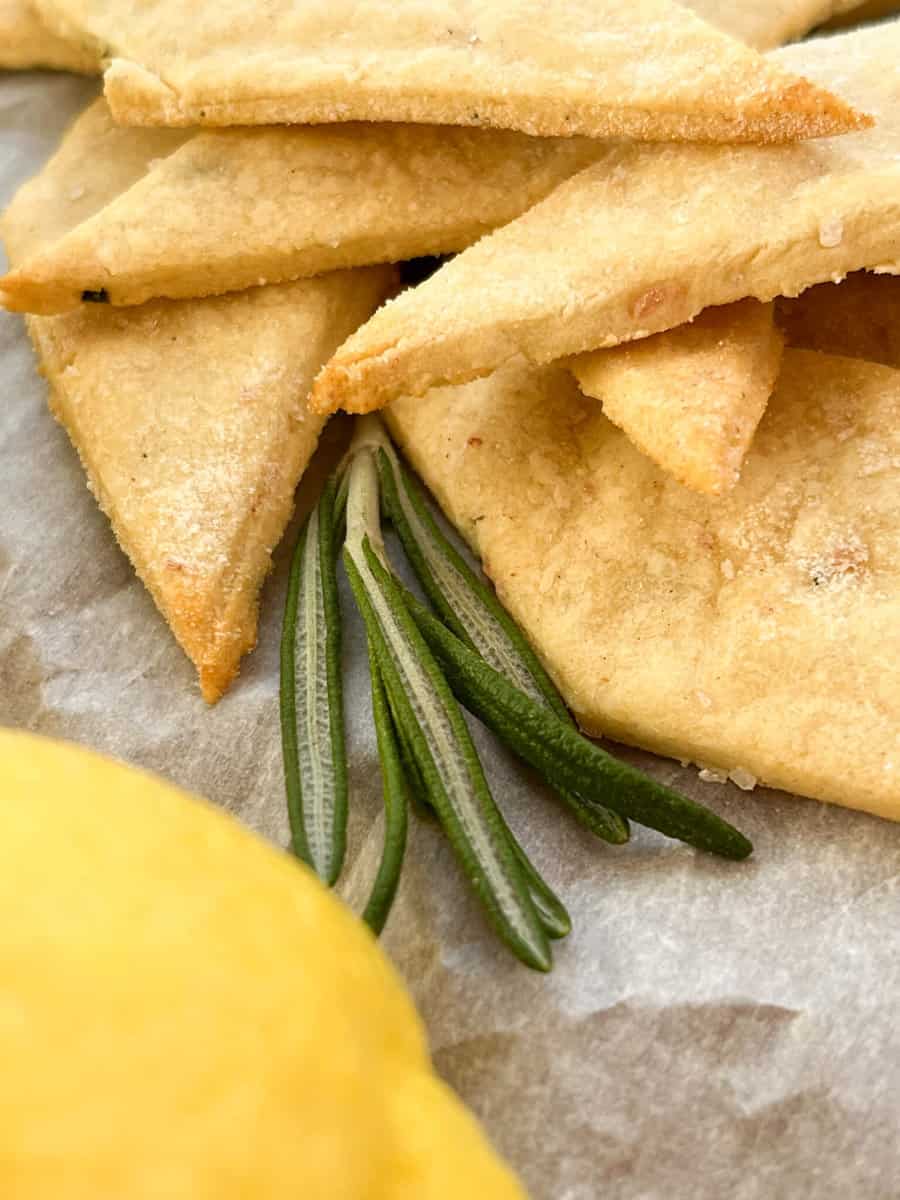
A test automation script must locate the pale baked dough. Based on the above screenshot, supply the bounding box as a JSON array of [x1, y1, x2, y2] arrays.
[[32, 0, 863, 140], [570, 302, 784, 495], [311, 24, 900, 416], [386, 351, 900, 822], [0, 126, 599, 313], [778, 272, 900, 367], [2, 102, 393, 701], [0, 0, 97, 71]]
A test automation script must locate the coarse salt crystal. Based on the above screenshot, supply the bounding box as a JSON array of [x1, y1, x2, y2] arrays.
[[818, 218, 843, 248], [728, 767, 758, 791], [68, 184, 85, 201], [721, 558, 735, 580], [698, 767, 728, 784], [695, 690, 713, 709]]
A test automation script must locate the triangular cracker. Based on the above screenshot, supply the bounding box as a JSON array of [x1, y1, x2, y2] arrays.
[[29, 279, 390, 702], [570, 301, 784, 494], [778, 272, 900, 367], [2, 102, 393, 701], [32, 0, 862, 140], [0, 0, 97, 71], [311, 24, 898, 417], [0, 125, 598, 313], [386, 352, 900, 821]]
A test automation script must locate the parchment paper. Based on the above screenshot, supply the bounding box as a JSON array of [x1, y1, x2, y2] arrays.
[[1, 71, 898, 1200]]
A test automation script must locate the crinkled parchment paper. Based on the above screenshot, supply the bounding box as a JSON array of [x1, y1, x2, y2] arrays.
[[1, 71, 898, 1200]]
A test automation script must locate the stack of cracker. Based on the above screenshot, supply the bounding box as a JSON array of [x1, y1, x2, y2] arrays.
[[1, 0, 897, 821]]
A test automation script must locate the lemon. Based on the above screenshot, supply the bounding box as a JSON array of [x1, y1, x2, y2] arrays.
[[0, 730, 525, 1199]]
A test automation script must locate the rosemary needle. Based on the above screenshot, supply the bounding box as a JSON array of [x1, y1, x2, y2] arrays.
[[343, 435, 552, 971], [361, 647, 409, 936], [279, 478, 348, 885]]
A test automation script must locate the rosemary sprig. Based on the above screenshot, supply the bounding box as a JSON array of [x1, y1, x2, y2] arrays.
[[361, 646, 409, 935], [279, 415, 752, 967], [343, 434, 553, 971], [279, 477, 347, 884], [376, 436, 628, 845]]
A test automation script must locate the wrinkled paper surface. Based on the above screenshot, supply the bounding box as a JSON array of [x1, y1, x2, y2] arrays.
[[1, 72, 898, 1200]]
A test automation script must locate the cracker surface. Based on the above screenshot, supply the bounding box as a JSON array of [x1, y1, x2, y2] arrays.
[[0, 124, 597, 313], [0, 0, 97, 71]]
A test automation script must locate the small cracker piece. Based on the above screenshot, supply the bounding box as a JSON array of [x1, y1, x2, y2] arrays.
[[569, 301, 784, 495]]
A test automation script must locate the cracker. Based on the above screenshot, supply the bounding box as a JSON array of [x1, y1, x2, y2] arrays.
[[0, 0, 97, 71], [33, 0, 862, 140], [778, 272, 900, 367], [569, 301, 784, 495], [0, 125, 598, 313], [386, 352, 900, 822], [311, 24, 897, 416], [2, 101, 393, 701]]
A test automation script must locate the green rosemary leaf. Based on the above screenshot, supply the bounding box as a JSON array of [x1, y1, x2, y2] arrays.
[[279, 477, 348, 885], [376, 439, 569, 721], [361, 646, 409, 936], [379, 642, 568, 938], [333, 461, 350, 532], [380, 670, 434, 817], [407, 597, 753, 861], [343, 440, 552, 971], [499, 816, 571, 940]]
